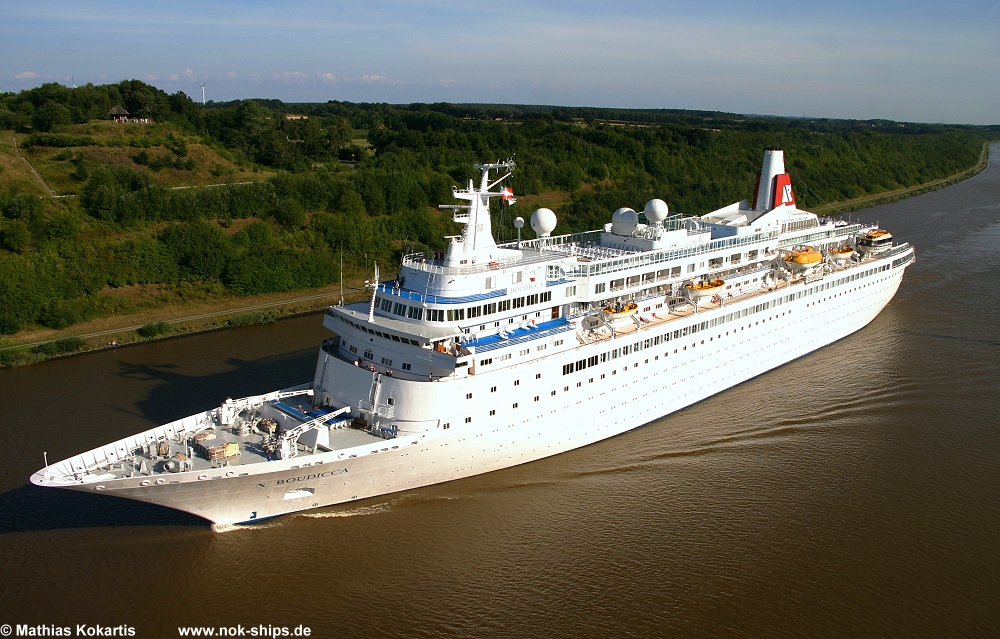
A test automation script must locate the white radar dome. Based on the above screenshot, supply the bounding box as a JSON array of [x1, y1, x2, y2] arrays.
[[530, 208, 557, 237], [643, 199, 669, 224], [513, 216, 524, 229], [611, 207, 639, 236]]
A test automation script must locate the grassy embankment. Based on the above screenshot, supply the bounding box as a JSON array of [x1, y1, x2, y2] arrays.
[[811, 141, 993, 215], [1, 120, 268, 196]]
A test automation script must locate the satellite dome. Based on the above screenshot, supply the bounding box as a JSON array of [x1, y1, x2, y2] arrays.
[[611, 207, 639, 236], [530, 208, 557, 237], [643, 199, 669, 224]]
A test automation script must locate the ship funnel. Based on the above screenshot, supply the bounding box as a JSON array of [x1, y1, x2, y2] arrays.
[[752, 149, 794, 212]]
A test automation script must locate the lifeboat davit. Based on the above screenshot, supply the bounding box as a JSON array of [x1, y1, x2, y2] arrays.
[[684, 279, 725, 300]]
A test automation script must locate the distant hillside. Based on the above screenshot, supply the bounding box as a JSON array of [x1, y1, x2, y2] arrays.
[[1, 120, 267, 196], [0, 79, 995, 341]]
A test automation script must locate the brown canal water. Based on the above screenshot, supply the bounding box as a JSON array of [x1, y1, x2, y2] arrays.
[[2, 146, 999, 638]]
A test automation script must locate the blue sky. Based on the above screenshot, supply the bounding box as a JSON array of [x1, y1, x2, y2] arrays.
[[2, 0, 997, 124]]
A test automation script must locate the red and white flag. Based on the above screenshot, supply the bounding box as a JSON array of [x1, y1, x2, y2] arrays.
[[501, 187, 516, 204]]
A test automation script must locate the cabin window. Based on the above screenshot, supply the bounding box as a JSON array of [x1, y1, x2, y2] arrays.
[[381, 358, 392, 366], [407, 307, 423, 320], [595, 282, 606, 294], [540, 291, 552, 302], [486, 276, 496, 289], [402, 363, 411, 371]]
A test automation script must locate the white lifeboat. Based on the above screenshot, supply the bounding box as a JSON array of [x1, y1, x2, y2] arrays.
[[856, 229, 893, 254], [683, 279, 725, 300]]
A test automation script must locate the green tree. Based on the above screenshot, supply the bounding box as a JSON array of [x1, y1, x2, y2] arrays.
[[161, 221, 231, 281], [31, 100, 72, 132]]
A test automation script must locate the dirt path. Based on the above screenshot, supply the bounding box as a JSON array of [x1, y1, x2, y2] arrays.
[[0, 281, 370, 354], [12, 135, 56, 195]]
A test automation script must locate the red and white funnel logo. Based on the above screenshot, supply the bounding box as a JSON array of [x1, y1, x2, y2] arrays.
[[773, 174, 795, 207]]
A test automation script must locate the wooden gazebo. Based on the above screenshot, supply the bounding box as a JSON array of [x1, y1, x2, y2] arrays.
[[109, 106, 129, 123]]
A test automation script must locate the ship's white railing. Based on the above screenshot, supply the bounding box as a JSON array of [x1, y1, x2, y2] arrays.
[[402, 246, 568, 277], [560, 229, 781, 279], [46, 410, 214, 481], [777, 223, 863, 248], [43, 384, 315, 481]]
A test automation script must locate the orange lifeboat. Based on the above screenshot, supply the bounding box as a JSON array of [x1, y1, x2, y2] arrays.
[[783, 247, 822, 273], [784, 247, 822, 265], [602, 301, 638, 316]]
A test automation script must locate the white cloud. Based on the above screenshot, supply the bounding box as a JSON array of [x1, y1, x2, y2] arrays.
[[318, 72, 337, 83], [273, 71, 311, 83], [362, 74, 391, 85], [14, 71, 38, 80]]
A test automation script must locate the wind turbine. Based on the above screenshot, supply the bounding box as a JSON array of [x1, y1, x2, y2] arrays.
[[200, 83, 206, 105]]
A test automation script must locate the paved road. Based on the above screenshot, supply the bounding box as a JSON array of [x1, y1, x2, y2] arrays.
[[1, 286, 367, 352]]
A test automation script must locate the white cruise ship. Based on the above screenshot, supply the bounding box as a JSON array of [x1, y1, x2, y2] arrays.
[[31, 150, 915, 527]]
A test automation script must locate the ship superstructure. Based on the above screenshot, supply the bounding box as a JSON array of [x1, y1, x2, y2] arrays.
[[31, 151, 915, 527]]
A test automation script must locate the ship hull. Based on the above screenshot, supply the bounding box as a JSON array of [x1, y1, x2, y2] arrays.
[[34, 260, 906, 526]]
